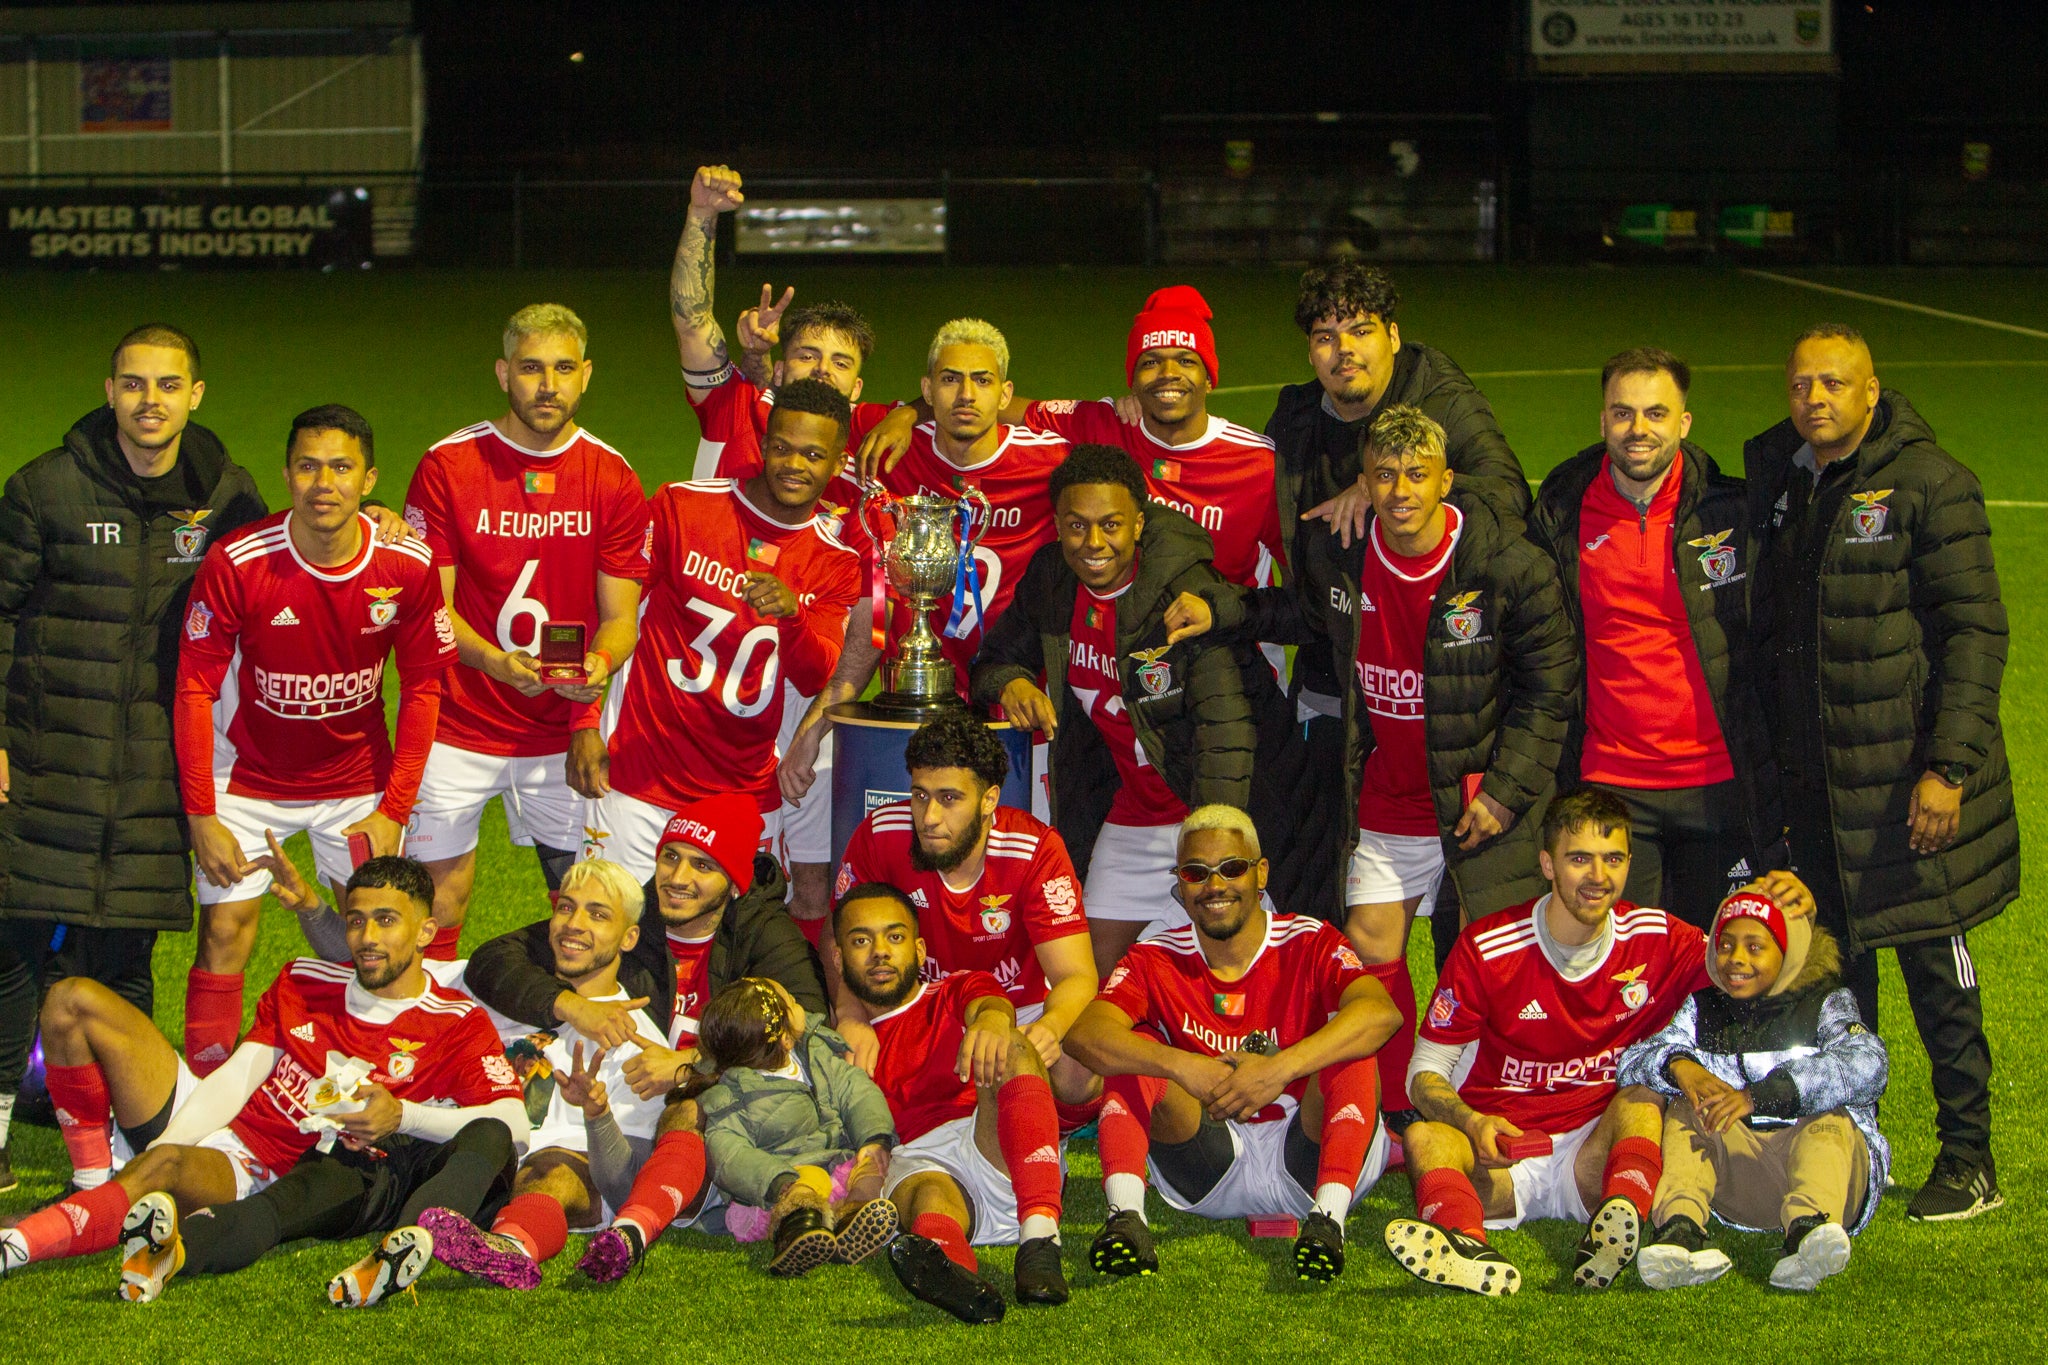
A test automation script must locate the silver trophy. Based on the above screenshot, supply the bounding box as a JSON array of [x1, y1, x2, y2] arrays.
[[858, 484, 993, 711]]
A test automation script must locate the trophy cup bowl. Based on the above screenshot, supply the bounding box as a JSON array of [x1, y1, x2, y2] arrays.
[[858, 485, 991, 714]]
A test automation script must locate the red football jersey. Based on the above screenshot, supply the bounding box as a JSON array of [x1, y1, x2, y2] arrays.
[[667, 930, 715, 1047], [403, 423, 648, 757], [1354, 507, 1462, 837], [874, 423, 1068, 693], [869, 969, 1007, 1144], [1022, 400, 1283, 588], [176, 512, 455, 819], [1069, 584, 1188, 827], [1098, 913, 1368, 1117], [835, 802, 1087, 1011], [606, 479, 860, 813], [1420, 898, 1710, 1136], [688, 371, 891, 500], [231, 957, 523, 1174]]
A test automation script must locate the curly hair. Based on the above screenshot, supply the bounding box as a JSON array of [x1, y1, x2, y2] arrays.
[[1293, 261, 1400, 335]]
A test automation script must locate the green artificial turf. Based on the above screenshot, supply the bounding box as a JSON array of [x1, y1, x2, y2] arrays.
[[2, 263, 2044, 1362]]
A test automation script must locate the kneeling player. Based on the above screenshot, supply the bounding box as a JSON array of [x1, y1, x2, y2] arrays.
[[1062, 805, 1399, 1284], [835, 884, 1070, 1323], [1383, 787, 1806, 1295], [0, 857, 528, 1308], [416, 858, 668, 1290]]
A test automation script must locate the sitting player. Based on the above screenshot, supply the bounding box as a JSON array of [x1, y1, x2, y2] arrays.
[[1062, 804, 1398, 1284], [414, 858, 669, 1290], [692, 979, 898, 1275], [0, 857, 527, 1309], [1621, 890, 1889, 1292], [835, 883, 1070, 1323], [1383, 787, 1811, 1295]]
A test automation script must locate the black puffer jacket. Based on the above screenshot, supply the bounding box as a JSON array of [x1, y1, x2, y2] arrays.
[[1527, 442, 1783, 870], [1212, 498, 1578, 923], [0, 408, 266, 930], [462, 855, 827, 1037], [1747, 393, 2019, 949], [970, 505, 1304, 885]]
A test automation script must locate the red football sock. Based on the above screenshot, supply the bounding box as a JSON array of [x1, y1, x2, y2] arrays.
[[1413, 1167, 1487, 1242], [491, 1191, 569, 1264], [1097, 1072, 1165, 1181], [1314, 1056, 1380, 1192], [911, 1211, 976, 1272], [45, 1063, 115, 1177], [995, 1073, 1063, 1223], [183, 969, 244, 1077], [426, 922, 464, 961], [613, 1130, 707, 1242], [1363, 958, 1416, 1112], [1053, 1091, 1104, 1137], [13, 1181, 132, 1262], [1601, 1135, 1663, 1219]]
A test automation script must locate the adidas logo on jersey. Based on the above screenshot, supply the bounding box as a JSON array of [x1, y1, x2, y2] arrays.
[[1725, 857, 1752, 880], [1518, 999, 1549, 1021], [909, 889, 929, 908], [1022, 1144, 1061, 1166], [1329, 1103, 1367, 1127], [270, 606, 301, 626], [1359, 590, 1377, 613], [291, 1022, 316, 1042]]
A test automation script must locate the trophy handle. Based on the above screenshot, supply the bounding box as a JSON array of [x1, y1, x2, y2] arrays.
[[956, 485, 994, 555], [858, 483, 895, 551]]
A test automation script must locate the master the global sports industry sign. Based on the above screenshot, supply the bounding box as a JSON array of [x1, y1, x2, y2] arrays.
[[2, 187, 375, 269]]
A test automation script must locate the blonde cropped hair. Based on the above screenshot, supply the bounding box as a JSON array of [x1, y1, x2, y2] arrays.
[[558, 857, 644, 925], [927, 317, 1010, 380], [1179, 804, 1262, 860], [1364, 403, 1447, 469], [503, 302, 589, 360]]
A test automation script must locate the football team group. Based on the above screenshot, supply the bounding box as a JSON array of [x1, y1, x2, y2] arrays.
[[0, 164, 2016, 1324]]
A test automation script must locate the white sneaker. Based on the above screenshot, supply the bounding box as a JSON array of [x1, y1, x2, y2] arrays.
[[1769, 1217, 1851, 1291]]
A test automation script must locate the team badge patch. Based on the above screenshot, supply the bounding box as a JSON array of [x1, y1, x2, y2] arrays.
[[386, 1038, 423, 1082], [1042, 875, 1079, 919], [581, 826, 609, 858], [1427, 986, 1460, 1029], [170, 508, 211, 559], [184, 599, 213, 640], [1131, 644, 1174, 697], [979, 893, 1013, 935], [1850, 489, 1894, 539], [1688, 529, 1739, 583], [1612, 964, 1650, 1012], [1442, 591, 1483, 641], [366, 585, 400, 627]]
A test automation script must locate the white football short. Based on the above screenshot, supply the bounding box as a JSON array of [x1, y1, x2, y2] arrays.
[[1486, 1113, 1601, 1230], [197, 790, 382, 904], [1153, 1097, 1390, 1221], [884, 1113, 1043, 1246], [585, 788, 779, 885], [194, 1123, 282, 1201], [406, 742, 583, 858], [109, 1057, 199, 1167], [1344, 827, 1446, 917], [1082, 821, 1189, 930], [773, 683, 834, 866]]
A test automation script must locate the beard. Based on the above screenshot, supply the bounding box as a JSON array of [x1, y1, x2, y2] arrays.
[[354, 947, 413, 990], [910, 809, 987, 875], [557, 942, 620, 985], [842, 959, 919, 1012]]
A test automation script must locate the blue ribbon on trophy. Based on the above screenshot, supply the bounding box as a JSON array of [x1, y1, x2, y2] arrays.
[[942, 497, 986, 641]]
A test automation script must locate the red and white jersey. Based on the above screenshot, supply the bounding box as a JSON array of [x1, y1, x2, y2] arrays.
[[1420, 898, 1710, 1136], [1354, 507, 1462, 837], [688, 372, 891, 514], [607, 479, 860, 813], [403, 423, 648, 757], [1069, 584, 1187, 827], [1098, 912, 1368, 1118], [230, 957, 523, 1174], [1022, 400, 1282, 588], [835, 802, 1087, 1012], [869, 969, 1006, 1144], [176, 511, 455, 818], [874, 422, 1068, 694], [667, 930, 716, 1047]]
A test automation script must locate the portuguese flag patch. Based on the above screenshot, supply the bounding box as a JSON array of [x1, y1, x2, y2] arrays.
[[523, 470, 555, 494], [1152, 458, 1182, 481], [747, 538, 779, 566], [1212, 993, 1246, 1018]]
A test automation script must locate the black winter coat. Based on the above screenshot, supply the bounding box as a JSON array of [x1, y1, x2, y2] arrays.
[[969, 505, 1305, 888], [461, 855, 827, 1037], [1747, 392, 2019, 948], [1527, 442, 1783, 871], [0, 408, 266, 930], [1213, 498, 1579, 923]]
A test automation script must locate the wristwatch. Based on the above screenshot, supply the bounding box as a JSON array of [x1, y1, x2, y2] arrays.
[[1931, 762, 1967, 788]]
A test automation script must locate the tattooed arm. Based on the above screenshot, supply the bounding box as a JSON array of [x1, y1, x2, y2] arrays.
[[673, 164, 743, 391]]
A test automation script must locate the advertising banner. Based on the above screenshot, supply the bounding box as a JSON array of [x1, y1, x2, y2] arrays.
[[1, 187, 375, 269], [736, 199, 946, 254], [1531, 1, 1832, 61]]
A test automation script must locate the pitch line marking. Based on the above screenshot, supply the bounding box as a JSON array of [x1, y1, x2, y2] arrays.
[[1740, 269, 2048, 341], [1208, 358, 2048, 396], [1987, 500, 2048, 509]]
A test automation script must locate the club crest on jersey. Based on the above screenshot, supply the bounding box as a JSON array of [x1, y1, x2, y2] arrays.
[[1131, 644, 1174, 697], [170, 508, 212, 560], [1427, 985, 1460, 1029], [979, 893, 1013, 935], [1442, 591, 1484, 643], [581, 826, 609, 858], [1688, 529, 1740, 585], [386, 1038, 424, 1081], [1612, 964, 1650, 1012], [365, 585, 401, 628], [185, 599, 214, 640], [1849, 489, 1894, 541]]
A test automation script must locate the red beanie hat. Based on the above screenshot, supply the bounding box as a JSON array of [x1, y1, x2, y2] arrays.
[[1712, 890, 1789, 954], [657, 795, 763, 896], [1126, 285, 1218, 387]]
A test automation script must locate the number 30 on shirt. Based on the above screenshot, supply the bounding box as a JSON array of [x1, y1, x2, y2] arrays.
[[666, 594, 781, 718]]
